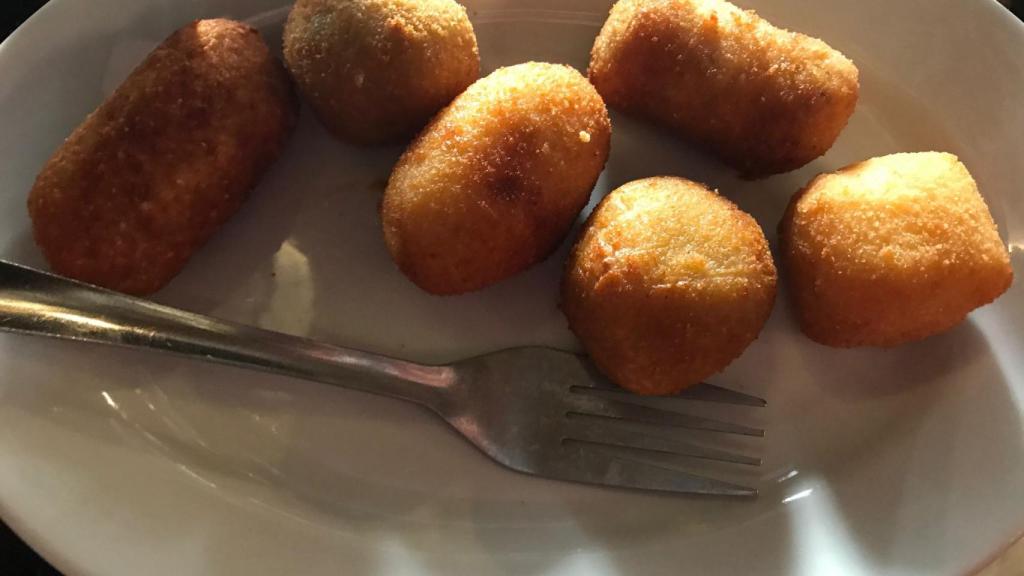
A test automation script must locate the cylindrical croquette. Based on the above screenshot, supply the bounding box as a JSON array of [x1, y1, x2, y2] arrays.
[[283, 0, 479, 144], [27, 19, 298, 295], [562, 177, 777, 395], [589, 0, 859, 177], [779, 152, 1013, 348], [382, 62, 612, 295]]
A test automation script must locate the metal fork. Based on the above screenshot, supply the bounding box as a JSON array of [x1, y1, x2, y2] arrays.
[[0, 260, 765, 496]]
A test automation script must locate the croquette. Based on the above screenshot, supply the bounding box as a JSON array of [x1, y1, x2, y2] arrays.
[[382, 62, 611, 296], [283, 0, 479, 144], [779, 152, 1014, 347], [589, 0, 859, 177], [562, 177, 777, 395], [27, 19, 298, 295]]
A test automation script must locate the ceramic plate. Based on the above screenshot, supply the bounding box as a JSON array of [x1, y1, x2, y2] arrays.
[[1, 0, 1023, 574]]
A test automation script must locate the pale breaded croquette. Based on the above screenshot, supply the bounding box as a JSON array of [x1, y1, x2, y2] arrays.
[[382, 62, 611, 295], [27, 19, 298, 296], [589, 0, 859, 177], [283, 0, 479, 144], [562, 177, 777, 396], [779, 152, 1014, 348]]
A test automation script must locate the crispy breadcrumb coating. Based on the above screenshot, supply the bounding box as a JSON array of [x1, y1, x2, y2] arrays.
[[382, 62, 611, 295], [780, 152, 1013, 347], [562, 176, 777, 395], [589, 0, 859, 177], [28, 19, 298, 295], [283, 0, 479, 144]]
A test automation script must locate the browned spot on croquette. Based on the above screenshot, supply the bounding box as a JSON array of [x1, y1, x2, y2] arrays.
[[481, 127, 542, 203]]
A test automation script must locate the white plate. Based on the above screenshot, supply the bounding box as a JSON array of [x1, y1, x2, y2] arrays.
[[1, 0, 1023, 574]]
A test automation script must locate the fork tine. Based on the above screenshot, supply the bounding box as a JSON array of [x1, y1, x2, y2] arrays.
[[564, 441, 757, 496], [563, 420, 761, 466], [566, 394, 765, 437], [570, 382, 766, 407]]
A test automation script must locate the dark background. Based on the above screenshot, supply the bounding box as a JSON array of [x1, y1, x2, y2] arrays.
[[1, 0, 1023, 574]]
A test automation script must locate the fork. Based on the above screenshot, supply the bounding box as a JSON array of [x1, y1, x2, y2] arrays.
[[0, 259, 765, 496]]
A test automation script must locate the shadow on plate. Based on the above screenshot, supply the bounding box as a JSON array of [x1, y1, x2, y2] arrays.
[[813, 311, 1024, 573]]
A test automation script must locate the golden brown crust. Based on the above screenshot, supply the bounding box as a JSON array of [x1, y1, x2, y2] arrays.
[[562, 176, 777, 395], [589, 0, 859, 177], [283, 0, 479, 144], [382, 62, 612, 295], [779, 152, 1014, 347], [27, 19, 298, 295]]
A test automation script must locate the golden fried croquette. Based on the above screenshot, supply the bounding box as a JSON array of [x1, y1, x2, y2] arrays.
[[382, 62, 611, 295], [589, 0, 859, 177], [562, 177, 777, 395], [779, 152, 1013, 347], [27, 19, 297, 295], [283, 0, 479, 144]]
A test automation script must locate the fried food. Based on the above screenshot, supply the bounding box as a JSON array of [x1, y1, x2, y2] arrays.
[[283, 0, 479, 144], [27, 19, 298, 296], [589, 0, 859, 177], [382, 62, 611, 295], [562, 177, 777, 395], [779, 152, 1014, 347]]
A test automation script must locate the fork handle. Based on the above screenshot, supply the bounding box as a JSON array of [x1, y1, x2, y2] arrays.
[[0, 260, 455, 410]]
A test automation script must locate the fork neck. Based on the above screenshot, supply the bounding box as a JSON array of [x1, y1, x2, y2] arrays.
[[280, 341, 458, 411]]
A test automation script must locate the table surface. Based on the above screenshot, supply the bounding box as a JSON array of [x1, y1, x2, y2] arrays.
[[1, 1, 1023, 575]]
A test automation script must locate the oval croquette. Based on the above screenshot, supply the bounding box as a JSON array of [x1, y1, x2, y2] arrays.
[[562, 177, 777, 395], [589, 0, 859, 177], [382, 62, 612, 295], [779, 152, 1013, 347], [283, 0, 479, 144], [27, 19, 298, 295]]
